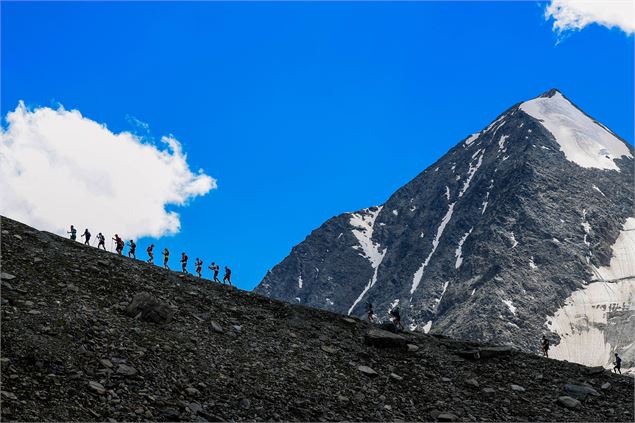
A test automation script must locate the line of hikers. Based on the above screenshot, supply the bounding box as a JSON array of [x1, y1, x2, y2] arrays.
[[366, 301, 624, 371], [67, 225, 232, 284]]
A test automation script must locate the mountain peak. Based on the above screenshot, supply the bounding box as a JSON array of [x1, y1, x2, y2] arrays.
[[538, 88, 562, 99], [519, 90, 632, 171]]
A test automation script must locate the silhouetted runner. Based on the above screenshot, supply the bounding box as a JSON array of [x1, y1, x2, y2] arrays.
[[96, 233, 106, 250], [128, 240, 136, 258], [113, 235, 124, 255], [613, 353, 622, 374], [163, 248, 170, 269], [181, 252, 189, 273], [195, 258, 203, 278], [542, 335, 550, 358], [389, 305, 403, 330], [208, 262, 220, 283], [68, 225, 77, 241], [81, 229, 91, 245], [367, 302, 375, 322], [223, 266, 232, 285], [147, 244, 154, 263]]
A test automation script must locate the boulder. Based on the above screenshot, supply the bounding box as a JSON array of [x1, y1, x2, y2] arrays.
[[557, 396, 581, 409], [389, 373, 403, 381], [125, 292, 174, 324], [437, 412, 458, 422], [116, 364, 138, 376], [564, 383, 599, 400], [511, 384, 526, 392], [364, 329, 407, 349], [321, 345, 337, 354], [357, 365, 378, 377], [1, 272, 16, 281], [88, 381, 106, 395], [210, 321, 224, 333], [407, 344, 420, 352]]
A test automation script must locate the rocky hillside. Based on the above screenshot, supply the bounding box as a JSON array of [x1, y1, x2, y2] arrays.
[[1, 215, 634, 422], [255, 89, 634, 371]]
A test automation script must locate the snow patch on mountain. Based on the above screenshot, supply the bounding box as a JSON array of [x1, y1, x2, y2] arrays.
[[592, 185, 606, 197], [348, 207, 387, 314], [547, 279, 634, 369], [510, 232, 518, 248], [350, 207, 384, 265], [548, 218, 635, 369], [520, 92, 632, 171], [434, 281, 450, 308], [455, 228, 473, 269], [529, 256, 538, 270], [411, 202, 456, 294], [498, 135, 509, 151], [594, 217, 635, 281], [459, 151, 485, 198], [464, 133, 480, 147], [298, 275, 303, 289], [503, 299, 517, 315]]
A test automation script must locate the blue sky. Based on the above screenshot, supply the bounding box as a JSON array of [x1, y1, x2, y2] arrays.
[[2, 2, 633, 290]]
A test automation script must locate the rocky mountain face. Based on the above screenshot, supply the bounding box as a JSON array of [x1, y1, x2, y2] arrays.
[[1, 215, 634, 422], [255, 89, 634, 371]]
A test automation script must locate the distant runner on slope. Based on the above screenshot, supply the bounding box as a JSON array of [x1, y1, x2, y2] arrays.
[[68, 225, 77, 241], [127, 240, 136, 259], [195, 258, 203, 278], [163, 248, 170, 269], [96, 233, 106, 250], [208, 262, 220, 283], [81, 228, 91, 245], [181, 252, 189, 274], [367, 302, 375, 322], [613, 353, 622, 374], [541, 335, 550, 358], [147, 244, 154, 263], [223, 266, 232, 285], [389, 304, 403, 330], [113, 235, 124, 255]]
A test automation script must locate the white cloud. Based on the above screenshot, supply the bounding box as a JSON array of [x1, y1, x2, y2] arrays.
[[545, 0, 635, 35], [0, 101, 216, 241]]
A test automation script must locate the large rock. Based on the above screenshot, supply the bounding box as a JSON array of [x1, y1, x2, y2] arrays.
[[564, 383, 600, 400], [364, 329, 407, 349], [125, 292, 174, 324], [357, 365, 378, 377], [557, 396, 581, 409], [1, 272, 16, 281]]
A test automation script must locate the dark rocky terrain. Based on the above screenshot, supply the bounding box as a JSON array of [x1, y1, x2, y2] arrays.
[[1, 216, 634, 422], [255, 89, 634, 365]]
